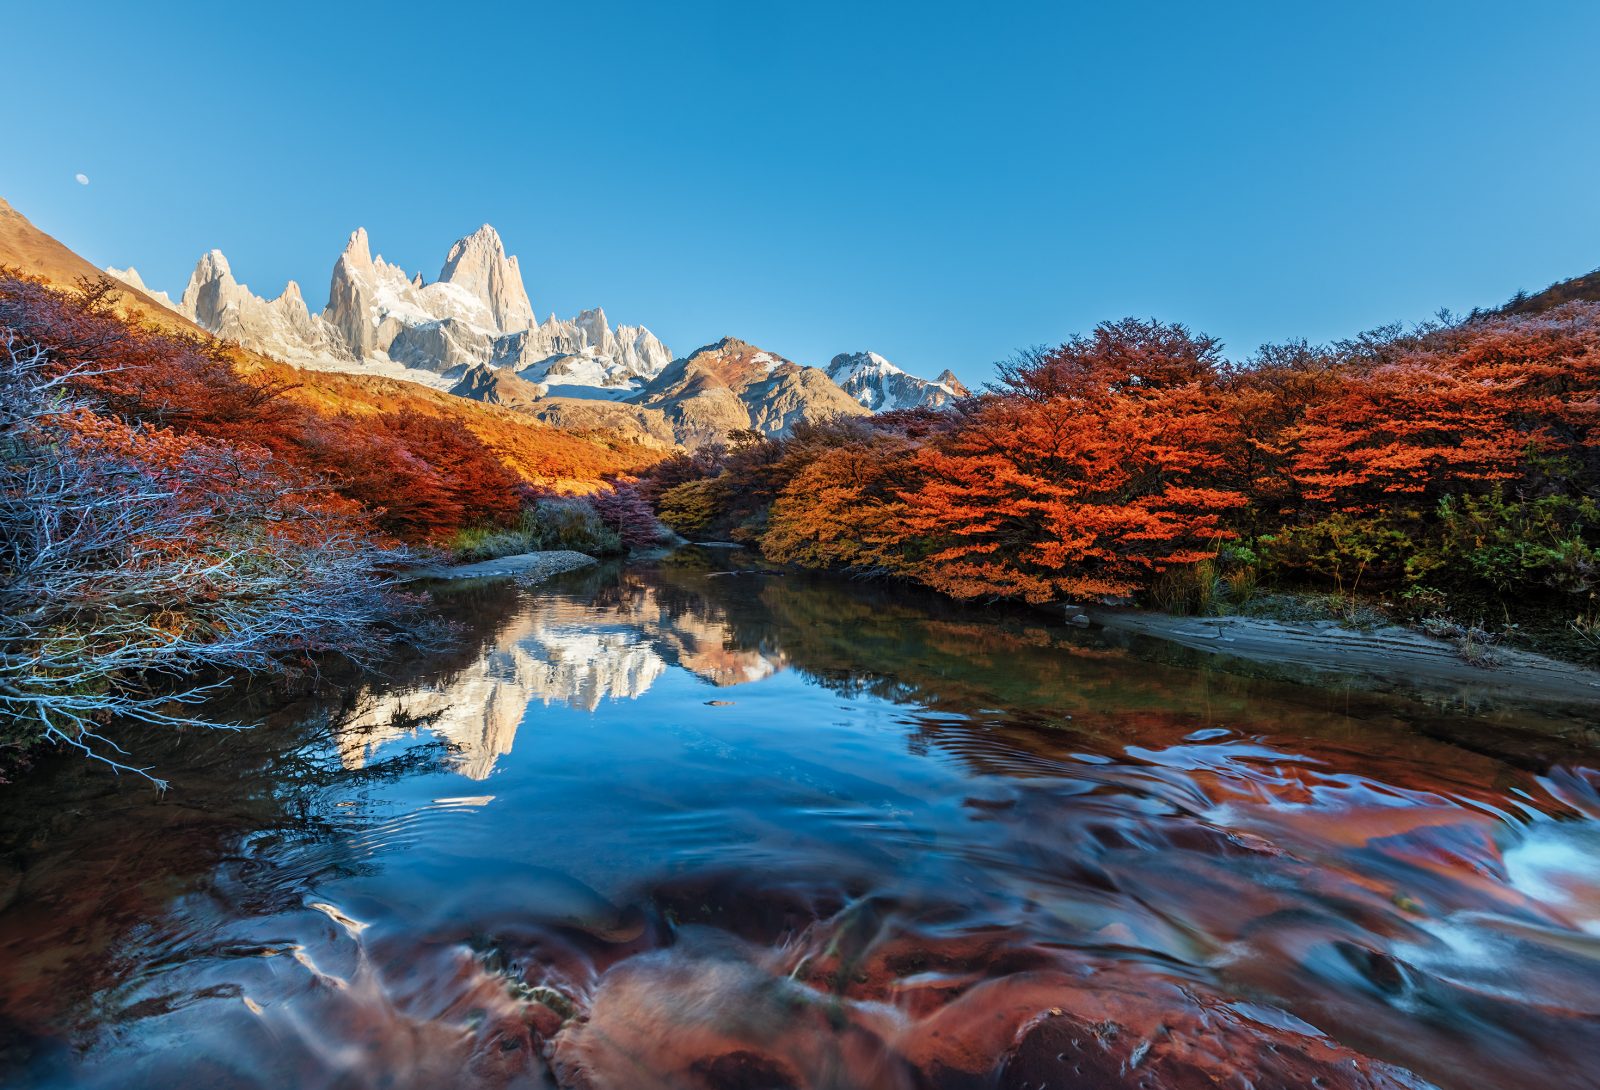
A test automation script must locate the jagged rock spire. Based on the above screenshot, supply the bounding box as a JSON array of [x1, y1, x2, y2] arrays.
[[437, 224, 535, 334]]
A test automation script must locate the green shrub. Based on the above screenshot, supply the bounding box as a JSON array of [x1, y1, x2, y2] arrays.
[[524, 497, 624, 556], [449, 524, 540, 562], [657, 478, 727, 538], [1258, 514, 1415, 595], [1420, 492, 1599, 597], [450, 496, 625, 561]]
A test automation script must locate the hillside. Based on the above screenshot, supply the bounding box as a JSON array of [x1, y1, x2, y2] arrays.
[[238, 354, 661, 485], [0, 197, 197, 330], [1497, 266, 1600, 315], [527, 337, 872, 448], [0, 197, 660, 491]]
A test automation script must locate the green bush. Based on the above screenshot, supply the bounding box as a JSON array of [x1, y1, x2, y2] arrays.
[[1420, 492, 1598, 597], [449, 497, 625, 561], [449, 524, 540, 562], [1258, 514, 1415, 595], [656, 478, 727, 538], [524, 497, 624, 556]]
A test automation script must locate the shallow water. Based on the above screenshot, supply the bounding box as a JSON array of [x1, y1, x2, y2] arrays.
[[2, 549, 1598, 1089]]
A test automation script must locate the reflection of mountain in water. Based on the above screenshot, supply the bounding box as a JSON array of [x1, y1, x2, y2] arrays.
[[337, 580, 786, 779]]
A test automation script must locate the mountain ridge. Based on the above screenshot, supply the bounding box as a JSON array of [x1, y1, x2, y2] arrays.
[[109, 221, 963, 448], [826, 350, 968, 410], [101, 225, 672, 399], [0, 195, 665, 486]]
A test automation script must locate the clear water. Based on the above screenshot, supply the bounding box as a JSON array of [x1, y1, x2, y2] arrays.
[[1, 548, 1597, 1089]]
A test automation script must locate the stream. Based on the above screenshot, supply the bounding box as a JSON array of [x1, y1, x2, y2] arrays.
[[1, 548, 1597, 1089]]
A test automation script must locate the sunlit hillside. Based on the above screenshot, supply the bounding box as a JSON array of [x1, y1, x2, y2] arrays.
[[0, 196, 663, 492]]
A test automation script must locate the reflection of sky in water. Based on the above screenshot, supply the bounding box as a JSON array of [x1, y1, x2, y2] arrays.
[[4, 556, 1600, 1089], [1503, 821, 1600, 934]]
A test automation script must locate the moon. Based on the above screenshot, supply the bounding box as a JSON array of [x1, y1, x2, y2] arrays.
[[74, 173, 89, 185]]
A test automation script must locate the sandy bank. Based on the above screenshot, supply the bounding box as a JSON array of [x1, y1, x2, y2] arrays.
[[399, 550, 598, 583], [1090, 609, 1600, 705]]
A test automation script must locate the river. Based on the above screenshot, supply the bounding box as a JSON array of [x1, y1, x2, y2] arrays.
[[1, 548, 1597, 1089]]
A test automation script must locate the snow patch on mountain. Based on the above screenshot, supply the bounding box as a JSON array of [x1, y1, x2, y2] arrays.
[[826, 350, 966, 411], [141, 225, 673, 396]]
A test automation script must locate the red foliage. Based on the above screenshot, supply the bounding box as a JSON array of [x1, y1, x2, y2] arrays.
[[0, 275, 301, 449], [1287, 356, 1530, 507], [648, 308, 1600, 610], [0, 275, 535, 542], [1249, 307, 1600, 515], [898, 321, 1246, 601], [590, 484, 664, 550]]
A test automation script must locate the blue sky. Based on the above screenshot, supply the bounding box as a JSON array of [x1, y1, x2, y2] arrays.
[[9, 1, 1600, 386]]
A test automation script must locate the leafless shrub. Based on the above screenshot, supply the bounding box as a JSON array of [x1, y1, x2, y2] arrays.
[[1419, 614, 1507, 668], [0, 333, 425, 786]]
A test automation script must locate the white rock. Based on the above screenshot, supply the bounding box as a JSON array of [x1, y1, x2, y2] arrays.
[[179, 249, 349, 364], [165, 222, 673, 397], [437, 224, 535, 334], [103, 266, 180, 312]]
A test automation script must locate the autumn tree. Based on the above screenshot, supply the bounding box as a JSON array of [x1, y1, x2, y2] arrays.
[[1262, 306, 1600, 599], [630, 302, 1600, 630], [1221, 340, 1344, 532], [760, 429, 922, 573], [1287, 350, 1530, 509], [0, 273, 301, 448], [590, 483, 668, 550], [899, 320, 1246, 602]]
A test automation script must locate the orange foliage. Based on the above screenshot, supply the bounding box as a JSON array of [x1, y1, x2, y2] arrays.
[[0, 274, 662, 542], [899, 321, 1246, 601], [1283, 308, 1600, 510], [53, 409, 371, 551], [761, 434, 921, 573], [652, 308, 1600, 613], [1287, 358, 1528, 506], [294, 410, 519, 540], [245, 354, 661, 489]]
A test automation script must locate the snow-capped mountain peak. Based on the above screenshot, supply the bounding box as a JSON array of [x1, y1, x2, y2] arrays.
[[106, 227, 967, 445], [831, 350, 901, 377], [826, 350, 964, 411], [123, 224, 672, 395], [436, 223, 535, 334]]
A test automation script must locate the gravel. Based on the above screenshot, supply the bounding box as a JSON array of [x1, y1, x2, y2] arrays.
[[400, 550, 598, 584]]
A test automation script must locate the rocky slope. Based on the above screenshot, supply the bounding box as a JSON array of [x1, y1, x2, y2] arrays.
[[102, 265, 180, 313], [437, 223, 536, 333], [447, 363, 548, 409], [1, 197, 200, 334], [530, 337, 872, 447], [178, 250, 350, 366], [493, 307, 671, 392]]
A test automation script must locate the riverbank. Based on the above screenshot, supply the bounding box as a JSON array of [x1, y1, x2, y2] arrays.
[[409, 546, 1600, 706], [399, 549, 598, 582], [1090, 607, 1600, 705]]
